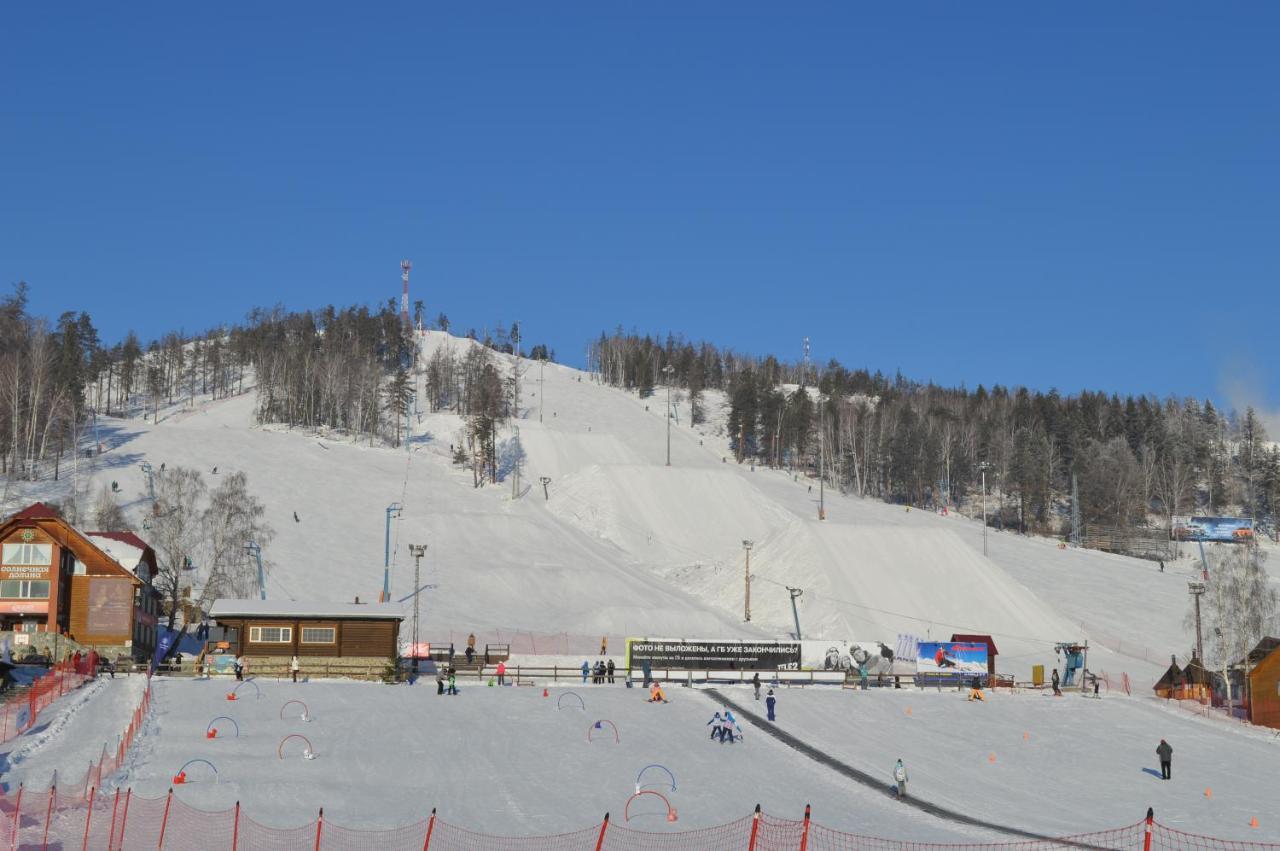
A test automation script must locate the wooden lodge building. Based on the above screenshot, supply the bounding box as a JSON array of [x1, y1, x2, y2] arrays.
[[0, 502, 162, 659], [209, 599, 404, 676]]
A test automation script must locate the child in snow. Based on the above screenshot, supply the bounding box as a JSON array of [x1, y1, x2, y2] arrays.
[[968, 676, 985, 701], [447, 673, 458, 696], [765, 690, 776, 721], [893, 759, 908, 799], [290, 656, 300, 683], [581, 661, 590, 684], [496, 661, 506, 686], [436, 674, 445, 695], [707, 711, 724, 741], [722, 710, 741, 743], [648, 682, 668, 703], [1051, 668, 1061, 696]]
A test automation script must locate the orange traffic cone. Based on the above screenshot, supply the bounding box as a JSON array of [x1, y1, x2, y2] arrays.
[[207, 729, 217, 739], [1250, 817, 1259, 829], [543, 688, 549, 698], [226, 693, 237, 701], [988, 753, 996, 764], [172, 771, 187, 785], [1204, 788, 1212, 799], [1023, 732, 1030, 741]]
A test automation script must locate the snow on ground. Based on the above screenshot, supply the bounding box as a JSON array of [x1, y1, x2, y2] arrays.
[[8, 677, 1275, 843]]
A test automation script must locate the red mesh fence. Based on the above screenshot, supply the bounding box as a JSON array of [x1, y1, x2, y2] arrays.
[[0, 652, 99, 744], [0, 800, 1275, 851]]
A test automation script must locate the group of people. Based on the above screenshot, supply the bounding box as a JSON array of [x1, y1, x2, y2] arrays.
[[436, 666, 459, 695], [706, 709, 743, 743], [582, 659, 616, 683]]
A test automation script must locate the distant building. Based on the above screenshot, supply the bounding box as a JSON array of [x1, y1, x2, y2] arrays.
[[0, 502, 162, 659]]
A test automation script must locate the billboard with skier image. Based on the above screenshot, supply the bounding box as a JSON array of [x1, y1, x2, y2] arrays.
[[1171, 516, 1254, 543], [917, 641, 988, 676]]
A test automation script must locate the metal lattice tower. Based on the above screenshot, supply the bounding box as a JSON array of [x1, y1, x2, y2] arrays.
[[1070, 473, 1082, 547], [400, 260, 412, 330]]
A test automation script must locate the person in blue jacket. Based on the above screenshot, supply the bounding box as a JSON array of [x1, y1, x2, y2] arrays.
[[765, 689, 777, 721], [581, 660, 589, 684]]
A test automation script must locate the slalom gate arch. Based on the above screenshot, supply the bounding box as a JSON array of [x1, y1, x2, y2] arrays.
[[556, 692, 586, 711], [227, 678, 261, 701], [279, 699, 310, 721], [173, 758, 219, 784], [205, 716, 240, 738], [623, 790, 678, 823], [277, 733, 316, 760], [586, 719, 619, 743], [635, 763, 677, 793]]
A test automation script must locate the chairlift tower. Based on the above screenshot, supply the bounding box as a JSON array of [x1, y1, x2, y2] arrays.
[[400, 260, 412, 332], [382, 503, 403, 601], [408, 543, 427, 674]]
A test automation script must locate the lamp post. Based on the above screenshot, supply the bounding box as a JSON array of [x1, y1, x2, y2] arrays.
[[1188, 580, 1205, 663], [382, 502, 402, 602], [978, 462, 993, 556], [742, 540, 754, 622], [663, 365, 676, 466], [539, 358, 546, 423], [408, 543, 427, 675], [540, 476, 552, 501]]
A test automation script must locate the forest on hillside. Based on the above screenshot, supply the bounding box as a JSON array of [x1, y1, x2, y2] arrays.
[[590, 330, 1280, 543]]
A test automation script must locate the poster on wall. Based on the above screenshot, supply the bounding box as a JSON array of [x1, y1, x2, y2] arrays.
[[87, 579, 133, 635], [799, 640, 917, 676], [1172, 516, 1255, 543], [626, 638, 801, 670], [917, 641, 988, 675]]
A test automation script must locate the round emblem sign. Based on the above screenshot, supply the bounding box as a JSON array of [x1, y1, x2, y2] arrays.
[[20, 529, 35, 542]]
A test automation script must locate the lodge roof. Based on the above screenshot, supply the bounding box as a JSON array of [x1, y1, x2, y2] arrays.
[[210, 599, 406, 621]]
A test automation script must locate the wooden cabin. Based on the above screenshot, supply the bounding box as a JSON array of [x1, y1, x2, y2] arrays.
[[209, 599, 404, 662], [1244, 638, 1280, 730], [0, 502, 161, 659]]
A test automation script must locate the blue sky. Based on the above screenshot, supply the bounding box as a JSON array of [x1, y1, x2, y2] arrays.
[[3, 3, 1278, 408]]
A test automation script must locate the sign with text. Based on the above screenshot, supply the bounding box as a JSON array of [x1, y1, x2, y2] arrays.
[[917, 641, 989, 676], [626, 638, 801, 670], [1172, 516, 1255, 543]]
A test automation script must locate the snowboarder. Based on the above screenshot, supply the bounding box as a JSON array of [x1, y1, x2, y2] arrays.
[[893, 759, 908, 799], [581, 660, 590, 684], [606, 659, 615, 684], [752, 672, 761, 700], [496, 661, 506, 686], [648, 682, 668, 703], [1157, 739, 1172, 779], [766, 690, 776, 721], [707, 711, 724, 741], [290, 655, 300, 683], [1051, 668, 1061, 696], [968, 676, 985, 701]]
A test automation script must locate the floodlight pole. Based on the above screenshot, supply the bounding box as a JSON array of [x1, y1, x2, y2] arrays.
[[742, 540, 754, 622], [539, 358, 546, 423], [382, 502, 402, 602], [663, 365, 675, 466], [979, 462, 994, 556], [786, 586, 803, 640], [540, 476, 551, 501], [1188, 580, 1206, 662], [409, 544, 427, 675]]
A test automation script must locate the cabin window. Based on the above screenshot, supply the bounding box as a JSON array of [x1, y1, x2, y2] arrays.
[[301, 627, 336, 644], [249, 626, 292, 643], [0, 580, 50, 598], [2, 543, 52, 566]]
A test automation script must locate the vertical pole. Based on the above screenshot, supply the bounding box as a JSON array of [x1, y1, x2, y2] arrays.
[[665, 371, 672, 466], [594, 812, 609, 851], [1143, 807, 1154, 851], [1193, 591, 1204, 663], [982, 469, 988, 556], [3, 700, 9, 742], [314, 808, 324, 851], [158, 788, 173, 849], [422, 807, 436, 851], [8, 784, 22, 851], [799, 804, 811, 851], [818, 390, 825, 520], [41, 786, 55, 851], [743, 545, 751, 622], [107, 789, 120, 851], [80, 786, 95, 851], [747, 804, 761, 851], [232, 801, 240, 851], [119, 789, 133, 851]]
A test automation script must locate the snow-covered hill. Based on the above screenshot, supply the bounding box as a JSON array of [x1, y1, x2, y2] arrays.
[[4, 330, 1210, 682]]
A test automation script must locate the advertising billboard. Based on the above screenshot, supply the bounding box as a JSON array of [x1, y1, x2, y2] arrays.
[[87, 579, 134, 635], [799, 639, 917, 677], [626, 638, 801, 670], [917, 641, 989, 676], [1172, 516, 1255, 543]]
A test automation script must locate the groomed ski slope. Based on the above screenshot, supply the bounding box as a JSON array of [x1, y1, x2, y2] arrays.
[[16, 678, 1278, 843], [24, 328, 1219, 684]]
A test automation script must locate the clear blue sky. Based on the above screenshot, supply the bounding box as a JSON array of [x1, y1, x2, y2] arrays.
[[3, 3, 1278, 408]]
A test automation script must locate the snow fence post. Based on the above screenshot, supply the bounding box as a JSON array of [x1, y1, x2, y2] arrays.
[[107, 788, 121, 851], [8, 783, 22, 851], [232, 801, 240, 851], [421, 808, 436, 850], [594, 812, 609, 851], [1143, 807, 1154, 851], [42, 785, 56, 851], [81, 786, 95, 851], [314, 807, 324, 851], [747, 804, 761, 851], [798, 805, 811, 851], [119, 788, 133, 850], [158, 787, 173, 849]]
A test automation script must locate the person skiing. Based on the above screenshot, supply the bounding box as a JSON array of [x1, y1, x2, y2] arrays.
[[893, 759, 908, 799], [496, 661, 506, 686], [447, 672, 458, 696], [233, 655, 244, 681], [290, 655, 300, 683], [1157, 739, 1172, 780], [722, 710, 740, 743], [581, 660, 590, 684], [1051, 668, 1061, 696], [293, 511, 300, 523], [707, 711, 724, 741], [436, 674, 445, 695], [752, 672, 761, 700], [766, 689, 777, 721], [606, 659, 615, 684]]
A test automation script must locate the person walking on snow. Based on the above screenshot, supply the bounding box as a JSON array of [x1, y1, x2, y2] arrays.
[[290, 655, 300, 683], [496, 661, 506, 686], [606, 659, 615, 684], [1051, 668, 1061, 696], [752, 672, 761, 701], [581, 661, 590, 684], [1157, 739, 1172, 780], [893, 759, 908, 799], [766, 689, 777, 721]]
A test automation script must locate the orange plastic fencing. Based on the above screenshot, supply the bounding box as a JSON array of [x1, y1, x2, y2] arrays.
[[0, 652, 99, 744], [0, 797, 1274, 851]]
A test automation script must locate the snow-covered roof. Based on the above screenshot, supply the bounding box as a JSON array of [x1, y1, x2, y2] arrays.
[[210, 599, 406, 621], [86, 534, 144, 571]]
